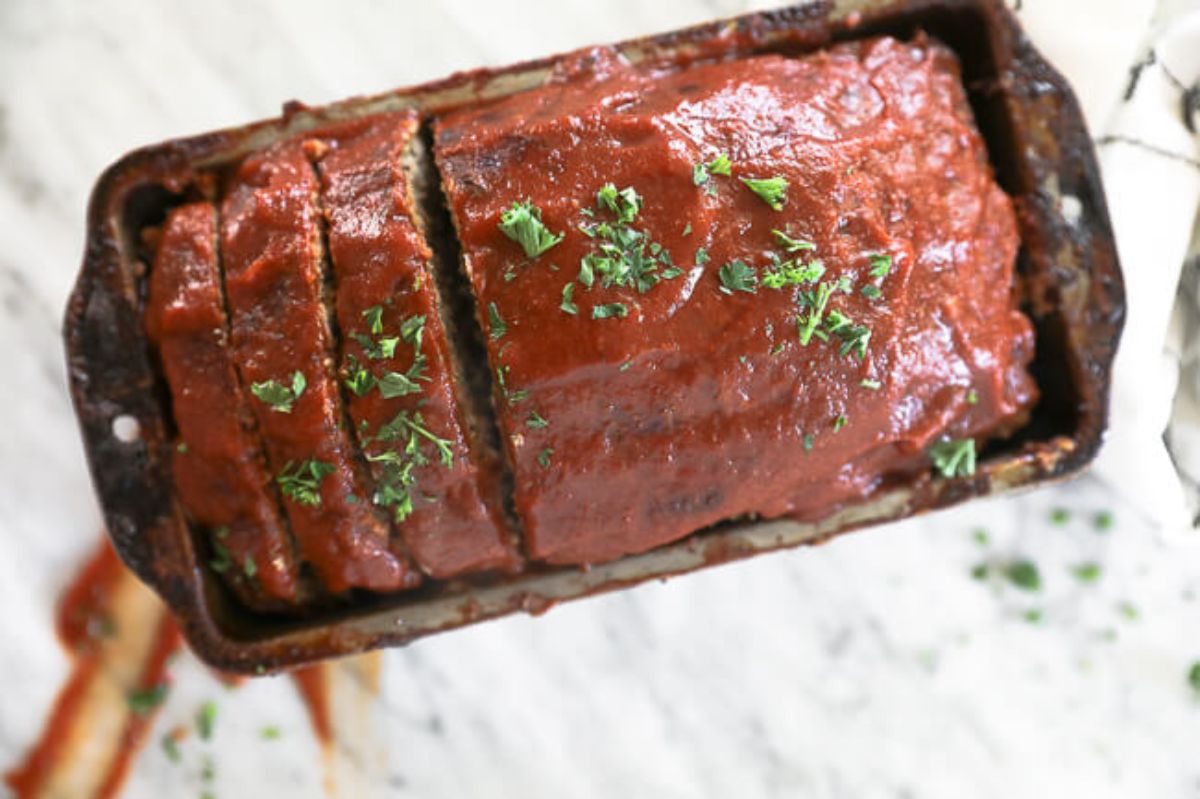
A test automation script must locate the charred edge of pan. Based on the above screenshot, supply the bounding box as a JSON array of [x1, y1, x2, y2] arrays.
[[411, 119, 527, 560], [301, 146, 424, 581], [209, 199, 312, 610]]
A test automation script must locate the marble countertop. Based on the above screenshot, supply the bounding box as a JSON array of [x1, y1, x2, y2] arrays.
[[1, 1, 1199, 797]]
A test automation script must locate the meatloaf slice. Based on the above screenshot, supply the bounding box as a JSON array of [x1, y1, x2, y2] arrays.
[[221, 138, 421, 594], [434, 36, 1037, 566], [308, 110, 518, 578], [145, 202, 303, 607]]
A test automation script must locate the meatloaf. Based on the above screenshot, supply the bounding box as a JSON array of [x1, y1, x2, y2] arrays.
[[144, 34, 1036, 608]]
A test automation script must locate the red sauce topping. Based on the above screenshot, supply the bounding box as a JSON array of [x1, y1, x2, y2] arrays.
[[435, 36, 1036, 565]]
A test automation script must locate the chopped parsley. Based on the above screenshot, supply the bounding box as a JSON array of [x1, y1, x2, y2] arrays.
[[619, 360, 633, 372], [1049, 507, 1070, 525], [560, 283, 578, 315], [499, 199, 563, 258], [537, 447, 554, 468], [696, 247, 711, 266], [824, 310, 871, 360], [1071, 562, 1102, 583], [861, 284, 882, 300], [868, 252, 893, 279], [740, 176, 788, 210], [161, 733, 182, 763], [250, 371, 306, 413], [1005, 559, 1042, 592], [260, 726, 282, 740], [833, 414, 848, 432], [196, 700, 217, 741], [577, 184, 679, 296], [771, 230, 815, 252], [966, 389, 979, 405], [972, 528, 990, 546], [344, 355, 375, 396], [367, 410, 454, 522], [377, 368, 424, 399], [719, 260, 758, 294], [803, 434, 814, 452], [243, 556, 257, 579], [176, 442, 188, 454], [1189, 662, 1200, 695], [762, 256, 824, 289], [209, 532, 232, 574], [362, 305, 385, 335], [592, 303, 629, 319], [487, 302, 507, 340], [693, 152, 732, 191], [860, 379, 882, 390], [1023, 608, 1044, 624], [526, 411, 549, 429], [682, 223, 693, 236], [1093, 510, 1114, 532], [796, 283, 835, 345], [929, 438, 976, 478], [128, 684, 168, 717], [277, 459, 335, 506]]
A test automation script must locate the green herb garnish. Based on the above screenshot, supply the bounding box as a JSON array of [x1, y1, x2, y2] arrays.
[[1005, 559, 1042, 592], [966, 389, 979, 405], [1050, 507, 1071, 525], [592, 303, 629, 319], [693, 152, 732, 189], [868, 253, 892, 278], [740, 176, 788, 210], [250, 371, 306, 413], [771, 230, 815, 252], [860, 379, 882, 390], [796, 283, 835, 345], [537, 447, 553, 468], [762, 257, 824, 289], [560, 283, 578, 315], [487, 302, 507, 340], [1071, 562, 1102, 583], [719, 260, 758, 294], [526, 412, 549, 429], [1093, 510, 1114, 532], [277, 459, 335, 506], [128, 684, 168, 717], [861, 284, 882, 300], [161, 733, 181, 763], [196, 700, 217, 741], [243, 556, 257, 579], [824, 310, 871, 360], [362, 305, 385, 335], [929, 438, 976, 478], [499, 199, 563, 258], [833, 415, 848, 432], [597, 183, 642, 224], [261, 726, 282, 740], [366, 410, 454, 522], [344, 355, 375, 396]]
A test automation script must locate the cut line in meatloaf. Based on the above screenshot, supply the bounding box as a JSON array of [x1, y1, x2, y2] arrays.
[[306, 110, 519, 578], [144, 202, 304, 608], [220, 138, 422, 594], [433, 35, 1037, 566]]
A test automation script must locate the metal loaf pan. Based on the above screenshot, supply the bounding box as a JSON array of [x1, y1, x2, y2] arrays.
[[64, 0, 1124, 673]]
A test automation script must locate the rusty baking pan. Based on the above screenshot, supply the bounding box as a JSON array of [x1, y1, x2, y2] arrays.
[[64, 0, 1124, 673]]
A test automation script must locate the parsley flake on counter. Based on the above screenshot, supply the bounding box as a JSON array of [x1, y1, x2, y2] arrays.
[[740, 176, 788, 210], [196, 701, 217, 741], [1189, 662, 1200, 696], [538, 447, 554, 468], [128, 684, 168, 717], [1050, 507, 1071, 525], [592, 302, 629, 320], [277, 459, 335, 506], [771, 229, 816, 252], [1023, 608, 1044, 624], [526, 411, 549, 429], [250, 371, 306, 413], [1005, 559, 1042, 592], [696, 247, 710, 266], [1093, 510, 1114, 532], [499, 199, 563, 258], [487, 302, 508, 340], [929, 438, 976, 478], [560, 283, 578, 315], [261, 726, 282, 740], [161, 733, 182, 764], [719, 260, 758, 294], [1071, 562, 1102, 583]]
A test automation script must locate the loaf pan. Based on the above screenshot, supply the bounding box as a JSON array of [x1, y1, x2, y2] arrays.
[[64, 0, 1124, 673]]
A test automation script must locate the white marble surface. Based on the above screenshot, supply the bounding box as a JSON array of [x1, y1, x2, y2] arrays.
[[2, 1, 1199, 797]]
